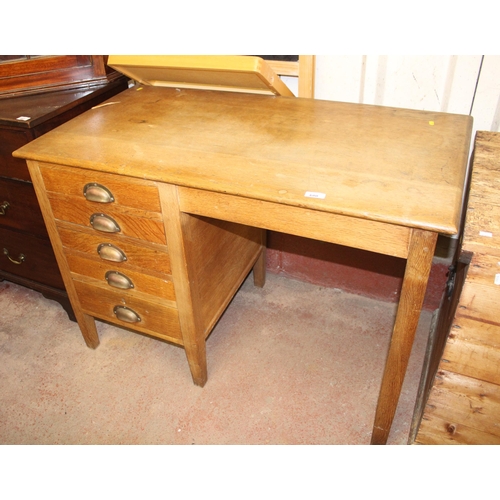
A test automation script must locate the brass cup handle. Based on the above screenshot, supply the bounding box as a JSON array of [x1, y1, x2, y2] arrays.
[[83, 183, 115, 203], [90, 213, 121, 233], [113, 306, 141, 323], [105, 270, 134, 290], [3, 248, 25, 265], [97, 243, 127, 262], [0, 201, 9, 215]]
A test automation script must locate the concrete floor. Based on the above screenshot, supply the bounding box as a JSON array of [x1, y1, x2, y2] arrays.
[[0, 272, 432, 445]]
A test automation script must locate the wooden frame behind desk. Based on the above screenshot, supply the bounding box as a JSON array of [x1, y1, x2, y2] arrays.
[[14, 86, 473, 444]]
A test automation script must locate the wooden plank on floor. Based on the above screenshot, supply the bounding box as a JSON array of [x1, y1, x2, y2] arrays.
[[416, 413, 500, 444], [456, 280, 500, 326], [419, 370, 500, 442], [442, 318, 500, 385], [464, 202, 500, 250]]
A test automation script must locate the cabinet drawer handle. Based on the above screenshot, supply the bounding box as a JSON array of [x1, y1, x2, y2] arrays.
[[0, 201, 9, 215], [97, 243, 127, 262], [90, 213, 121, 233], [113, 306, 141, 323], [105, 271, 134, 290], [83, 183, 115, 203], [3, 248, 25, 265]]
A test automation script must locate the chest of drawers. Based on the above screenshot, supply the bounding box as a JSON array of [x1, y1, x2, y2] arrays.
[[0, 80, 128, 319]]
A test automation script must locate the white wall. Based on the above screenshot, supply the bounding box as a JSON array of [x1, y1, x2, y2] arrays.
[[312, 55, 500, 142], [304, 55, 500, 239], [471, 56, 500, 132]]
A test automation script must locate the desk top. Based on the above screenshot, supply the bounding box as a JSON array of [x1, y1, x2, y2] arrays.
[[14, 85, 473, 234]]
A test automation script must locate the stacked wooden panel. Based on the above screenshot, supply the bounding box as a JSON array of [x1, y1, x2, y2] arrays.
[[416, 131, 500, 444]]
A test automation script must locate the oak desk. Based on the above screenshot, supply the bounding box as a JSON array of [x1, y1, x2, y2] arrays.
[[14, 86, 472, 444]]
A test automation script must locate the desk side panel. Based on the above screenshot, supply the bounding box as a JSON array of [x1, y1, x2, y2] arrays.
[[26, 159, 100, 348], [180, 212, 264, 337]]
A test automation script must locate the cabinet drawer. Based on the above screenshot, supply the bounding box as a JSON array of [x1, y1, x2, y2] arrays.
[[65, 252, 176, 302], [0, 226, 64, 289], [0, 127, 32, 181], [0, 177, 47, 236], [73, 279, 182, 343], [57, 225, 172, 275]]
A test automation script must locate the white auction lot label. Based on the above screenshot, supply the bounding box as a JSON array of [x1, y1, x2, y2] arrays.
[[304, 191, 326, 199]]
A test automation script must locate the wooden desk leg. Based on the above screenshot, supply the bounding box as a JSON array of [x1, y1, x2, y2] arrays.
[[184, 340, 208, 387], [159, 183, 208, 387], [370, 229, 437, 445], [253, 229, 267, 288], [77, 312, 100, 349]]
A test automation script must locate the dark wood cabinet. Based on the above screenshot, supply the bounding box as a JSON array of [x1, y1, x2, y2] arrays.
[[0, 77, 129, 320], [0, 55, 124, 98]]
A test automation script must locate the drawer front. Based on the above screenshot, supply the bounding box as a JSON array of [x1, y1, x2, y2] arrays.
[[0, 226, 64, 289], [65, 252, 176, 302], [39, 163, 166, 245], [0, 127, 32, 181], [48, 195, 166, 244], [39, 163, 162, 212], [57, 225, 172, 275], [0, 177, 47, 236], [73, 279, 182, 343]]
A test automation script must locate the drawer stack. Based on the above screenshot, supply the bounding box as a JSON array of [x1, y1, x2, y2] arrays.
[[415, 131, 500, 444], [0, 115, 72, 317], [38, 163, 183, 343], [0, 159, 64, 289], [28, 160, 264, 386]]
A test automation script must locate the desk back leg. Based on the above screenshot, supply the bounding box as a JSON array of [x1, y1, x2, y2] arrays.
[[253, 229, 267, 288], [371, 228, 437, 444]]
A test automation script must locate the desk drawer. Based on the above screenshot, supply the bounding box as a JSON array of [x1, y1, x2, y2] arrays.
[[0, 178, 47, 236], [57, 225, 172, 275], [39, 163, 162, 212], [39, 163, 166, 245], [0, 226, 64, 289], [48, 195, 166, 244], [73, 279, 182, 343], [65, 252, 176, 302]]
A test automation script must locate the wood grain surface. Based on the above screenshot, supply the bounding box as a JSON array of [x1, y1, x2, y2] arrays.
[[14, 86, 472, 234]]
